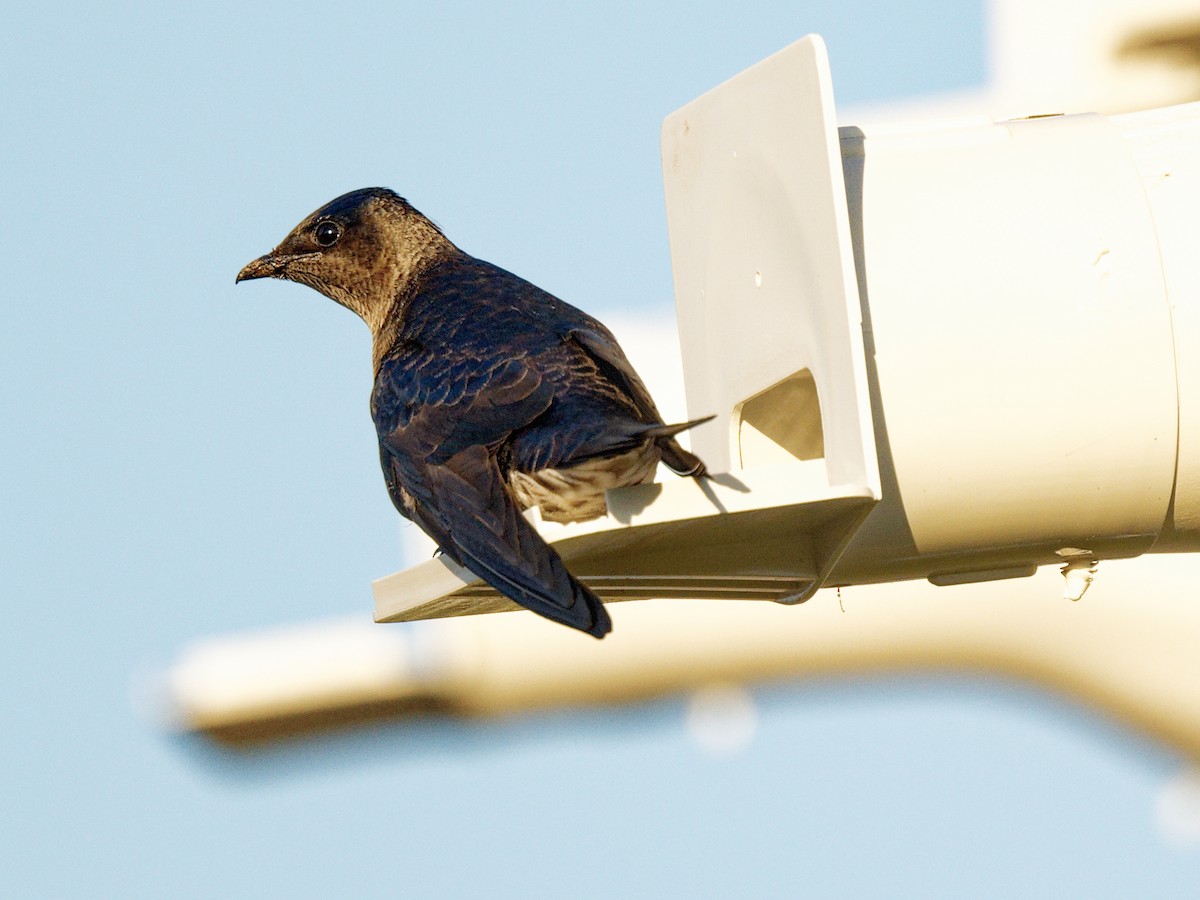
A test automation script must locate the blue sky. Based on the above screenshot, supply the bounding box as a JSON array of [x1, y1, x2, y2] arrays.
[[4, 1, 1199, 897]]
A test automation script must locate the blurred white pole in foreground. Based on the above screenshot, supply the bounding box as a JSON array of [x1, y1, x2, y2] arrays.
[[156, 553, 1200, 756]]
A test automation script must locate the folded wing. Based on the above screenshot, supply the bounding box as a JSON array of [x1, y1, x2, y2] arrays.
[[373, 348, 612, 637]]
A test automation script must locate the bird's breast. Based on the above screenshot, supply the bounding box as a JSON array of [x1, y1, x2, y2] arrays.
[[508, 443, 661, 523]]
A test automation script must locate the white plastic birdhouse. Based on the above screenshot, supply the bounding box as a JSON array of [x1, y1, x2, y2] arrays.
[[375, 33, 1200, 626]]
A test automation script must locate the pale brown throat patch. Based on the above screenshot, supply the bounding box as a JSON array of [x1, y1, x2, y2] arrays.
[[508, 443, 661, 523]]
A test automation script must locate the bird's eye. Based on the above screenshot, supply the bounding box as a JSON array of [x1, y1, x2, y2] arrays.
[[315, 221, 342, 248]]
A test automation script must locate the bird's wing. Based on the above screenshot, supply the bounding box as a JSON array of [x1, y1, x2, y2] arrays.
[[373, 349, 611, 637], [568, 326, 711, 476], [373, 348, 552, 458], [405, 444, 610, 636], [567, 325, 665, 424]]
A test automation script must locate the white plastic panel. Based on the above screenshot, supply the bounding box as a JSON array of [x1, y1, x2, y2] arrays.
[[374, 472, 878, 623], [661, 35, 879, 498]]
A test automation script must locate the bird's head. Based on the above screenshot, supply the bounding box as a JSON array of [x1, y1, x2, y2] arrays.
[[236, 187, 454, 330]]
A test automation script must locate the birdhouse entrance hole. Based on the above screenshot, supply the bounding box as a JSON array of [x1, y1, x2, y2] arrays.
[[736, 369, 825, 467]]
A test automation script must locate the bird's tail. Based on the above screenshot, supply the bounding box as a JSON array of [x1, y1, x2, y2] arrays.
[[644, 415, 714, 477]]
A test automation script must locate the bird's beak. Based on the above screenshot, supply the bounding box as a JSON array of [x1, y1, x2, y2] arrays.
[[236, 253, 282, 284]]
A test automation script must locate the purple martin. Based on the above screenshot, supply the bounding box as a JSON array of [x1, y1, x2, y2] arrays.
[[237, 188, 710, 638]]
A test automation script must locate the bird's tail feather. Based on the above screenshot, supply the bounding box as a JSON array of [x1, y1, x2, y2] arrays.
[[640, 414, 715, 440], [646, 415, 714, 477]]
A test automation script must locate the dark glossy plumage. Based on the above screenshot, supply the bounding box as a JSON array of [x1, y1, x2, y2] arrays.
[[238, 187, 709, 637]]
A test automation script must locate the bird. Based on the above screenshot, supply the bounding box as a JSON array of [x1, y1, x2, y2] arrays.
[[237, 187, 711, 638]]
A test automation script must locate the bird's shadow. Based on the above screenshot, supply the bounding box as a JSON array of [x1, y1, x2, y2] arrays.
[[608, 471, 749, 522]]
